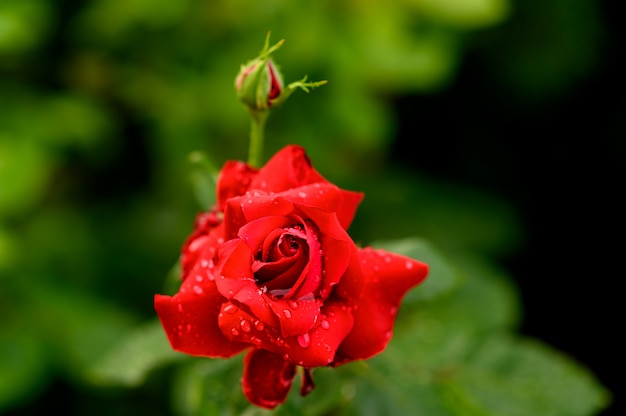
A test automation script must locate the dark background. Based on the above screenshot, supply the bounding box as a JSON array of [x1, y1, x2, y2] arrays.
[[392, 1, 623, 414]]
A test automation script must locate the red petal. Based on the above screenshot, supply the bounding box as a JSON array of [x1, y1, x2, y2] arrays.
[[216, 160, 258, 210], [336, 247, 428, 362], [242, 349, 297, 409], [154, 267, 247, 357], [249, 145, 327, 192], [281, 301, 354, 367], [279, 183, 363, 230], [219, 301, 353, 368], [268, 298, 323, 338]]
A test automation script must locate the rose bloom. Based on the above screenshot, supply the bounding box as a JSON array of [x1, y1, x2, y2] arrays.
[[154, 145, 428, 408]]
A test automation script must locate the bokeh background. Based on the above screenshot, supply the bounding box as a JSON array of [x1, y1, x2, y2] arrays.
[[1, 0, 622, 415]]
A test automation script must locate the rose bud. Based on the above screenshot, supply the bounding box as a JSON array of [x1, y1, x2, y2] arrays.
[[235, 56, 284, 112]]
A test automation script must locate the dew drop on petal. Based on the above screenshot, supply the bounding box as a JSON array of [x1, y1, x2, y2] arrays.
[[193, 285, 203, 295], [405, 260, 414, 270], [240, 320, 251, 333], [231, 328, 240, 336], [283, 309, 292, 319], [254, 320, 265, 331], [251, 336, 262, 346], [275, 337, 284, 347], [223, 304, 238, 314], [288, 300, 299, 309], [298, 191, 307, 198], [297, 332, 311, 348], [195, 275, 203, 282], [320, 319, 330, 330], [177, 304, 184, 312]]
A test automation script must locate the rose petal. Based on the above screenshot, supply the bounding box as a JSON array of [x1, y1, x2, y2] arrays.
[[219, 301, 353, 368], [154, 267, 246, 357], [238, 216, 292, 254], [216, 160, 258, 210], [214, 239, 255, 299], [279, 183, 363, 230], [242, 349, 297, 409], [249, 145, 327, 192], [335, 247, 428, 362], [268, 298, 323, 338], [180, 215, 223, 280], [223, 194, 294, 240], [282, 301, 354, 367]]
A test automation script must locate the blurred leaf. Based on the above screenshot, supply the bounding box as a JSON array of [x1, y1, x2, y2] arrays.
[[172, 356, 249, 416], [0, 226, 17, 271], [23, 283, 140, 381], [0, 328, 49, 412], [408, 0, 511, 29], [350, 171, 524, 257], [0, 138, 52, 217], [0, 0, 52, 55], [447, 334, 612, 416], [188, 150, 219, 211], [88, 318, 187, 387], [371, 237, 464, 302]]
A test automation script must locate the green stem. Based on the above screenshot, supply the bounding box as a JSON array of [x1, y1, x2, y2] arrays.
[[247, 110, 269, 168]]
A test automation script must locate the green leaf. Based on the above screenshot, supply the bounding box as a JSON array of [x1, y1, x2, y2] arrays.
[[171, 356, 249, 416], [87, 318, 187, 387], [450, 334, 611, 416], [371, 237, 464, 302]]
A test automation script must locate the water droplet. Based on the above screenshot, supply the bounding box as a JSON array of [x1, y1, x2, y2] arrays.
[[240, 320, 251, 332], [321, 319, 330, 330], [195, 275, 203, 282], [275, 338, 284, 347], [251, 336, 262, 345], [288, 300, 299, 309], [298, 191, 307, 198], [384, 256, 391, 263], [254, 320, 265, 331], [405, 261, 414, 270], [177, 304, 184, 312], [283, 353, 290, 361], [231, 328, 240, 336], [283, 309, 292, 319], [186, 324, 192, 332], [223, 304, 238, 314], [193, 285, 203, 295], [297, 333, 311, 348], [323, 343, 331, 352], [208, 274, 215, 281]]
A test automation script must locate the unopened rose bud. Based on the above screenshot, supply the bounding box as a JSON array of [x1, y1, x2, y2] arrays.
[[235, 33, 326, 116], [235, 56, 284, 112]]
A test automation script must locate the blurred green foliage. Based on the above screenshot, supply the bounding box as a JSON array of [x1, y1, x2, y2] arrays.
[[0, 0, 610, 414]]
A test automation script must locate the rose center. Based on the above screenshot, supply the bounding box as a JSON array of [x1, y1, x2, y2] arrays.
[[252, 223, 320, 299]]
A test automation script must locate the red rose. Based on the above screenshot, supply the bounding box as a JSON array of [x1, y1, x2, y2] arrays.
[[154, 145, 428, 409]]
